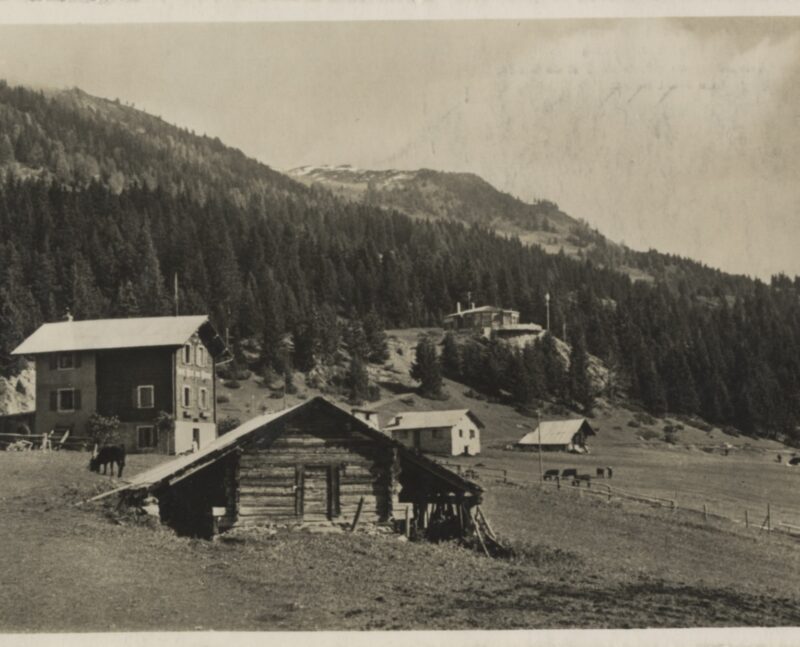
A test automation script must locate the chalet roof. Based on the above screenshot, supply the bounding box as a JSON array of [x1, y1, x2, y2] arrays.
[[119, 396, 482, 496], [517, 419, 596, 446], [385, 409, 484, 431], [443, 305, 519, 319], [12, 316, 229, 359]]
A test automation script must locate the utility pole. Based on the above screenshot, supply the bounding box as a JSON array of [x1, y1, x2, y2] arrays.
[[174, 273, 179, 316], [537, 414, 543, 485], [545, 292, 550, 333]]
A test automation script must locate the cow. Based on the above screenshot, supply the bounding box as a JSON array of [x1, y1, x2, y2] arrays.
[[544, 469, 560, 481], [561, 468, 578, 479], [573, 474, 592, 487], [89, 445, 126, 477]]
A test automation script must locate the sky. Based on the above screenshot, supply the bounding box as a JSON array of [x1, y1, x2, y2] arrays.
[[0, 18, 798, 279]]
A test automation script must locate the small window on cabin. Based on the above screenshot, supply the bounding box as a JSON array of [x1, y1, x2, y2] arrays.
[[137, 385, 154, 409], [57, 389, 75, 412], [182, 385, 191, 408], [469, 429, 475, 439], [196, 346, 205, 367], [137, 426, 158, 449], [199, 387, 208, 410], [58, 353, 74, 370], [183, 344, 192, 365], [459, 429, 463, 438]]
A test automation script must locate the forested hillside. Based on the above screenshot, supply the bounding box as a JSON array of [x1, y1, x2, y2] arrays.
[[1, 81, 799, 442]]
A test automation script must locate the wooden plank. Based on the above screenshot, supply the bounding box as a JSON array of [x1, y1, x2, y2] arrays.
[[239, 485, 295, 496], [239, 506, 297, 515], [350, 497, 365, 531]]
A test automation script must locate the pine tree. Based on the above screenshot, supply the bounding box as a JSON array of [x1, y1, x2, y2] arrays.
[[568, 333, 594, 414], [410, 336, 443, 398], [440, 332, 461, 379], [363, 309, 389, 363], [346, 354, 370, 404], [115, 280, 141, 317]]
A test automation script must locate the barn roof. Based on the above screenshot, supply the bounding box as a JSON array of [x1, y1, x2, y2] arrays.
[[12, 315, 229, 359], [118, 396, 482, 496], [385, 409, 484, 431], [517, 419, 596, 446], [443, 305, 519, 319]]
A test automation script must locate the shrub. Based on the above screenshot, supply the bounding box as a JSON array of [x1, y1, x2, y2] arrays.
[[216, 394, 230, 404], [86, 412, 121, 446], [218, 416, 240, 435], [367, 384, 381, 402], [223, 379, 241, 389], [638, 429, 660, 441], [217, 364, 252, 381], [721, 425, 741, 438], [14, 379, 26, 395], [627, 420, 641, 428], [634, 411, 656, 426]]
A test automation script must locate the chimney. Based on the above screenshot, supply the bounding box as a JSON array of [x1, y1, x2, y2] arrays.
[[471, 302, 475, 310], [64, 308, 74, 322], [456, 301, 461, 313]]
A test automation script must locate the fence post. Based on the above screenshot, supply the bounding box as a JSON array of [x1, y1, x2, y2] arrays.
[[767, 503, 771, 532], [703, 503, 708, 522], [745, 509, 749, 529], [503, 469, 507, 483], [607, 485, 612, 502]]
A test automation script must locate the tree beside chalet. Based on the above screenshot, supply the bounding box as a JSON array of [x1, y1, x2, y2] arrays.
[[12, 315, 229, 454], [384, 409, 483, 456]]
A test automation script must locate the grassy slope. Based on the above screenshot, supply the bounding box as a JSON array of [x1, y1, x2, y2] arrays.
[[1, 451, 799, 631]]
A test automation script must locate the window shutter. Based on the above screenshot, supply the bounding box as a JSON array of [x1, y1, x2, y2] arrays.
[[49, 391, 57, 411], [74, 353, 81, 368], [74, 390, 82, 410], [133, 387, 139, 408], [49, 354, 57, 370]]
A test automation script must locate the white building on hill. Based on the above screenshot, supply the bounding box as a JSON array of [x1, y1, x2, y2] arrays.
[[384, 409, 483, 456]]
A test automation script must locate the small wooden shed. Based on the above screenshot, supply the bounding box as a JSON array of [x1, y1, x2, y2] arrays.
[[516, 419, 597, 453], [118, 396, 482, 538]]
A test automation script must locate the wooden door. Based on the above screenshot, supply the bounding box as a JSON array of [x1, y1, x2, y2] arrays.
[[302, 466, 330, 521], [413, 430, 421, 450]]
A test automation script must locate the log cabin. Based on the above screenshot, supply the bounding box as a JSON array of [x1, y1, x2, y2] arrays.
[[117, 396, 482, 539], [11, 315, 229, 454]]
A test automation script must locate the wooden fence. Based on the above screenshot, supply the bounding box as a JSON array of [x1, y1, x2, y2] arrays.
[[457, 462, 800, 541]]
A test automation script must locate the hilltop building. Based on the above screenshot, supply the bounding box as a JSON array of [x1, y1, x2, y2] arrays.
[[443, 302, 520, 332], [516, 419, 596, 453], [12, 315, 229, 454], [384, 409, 483, 456]]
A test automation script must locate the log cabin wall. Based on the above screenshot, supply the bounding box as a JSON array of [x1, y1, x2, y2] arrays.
[[233, 409, 396, 528]]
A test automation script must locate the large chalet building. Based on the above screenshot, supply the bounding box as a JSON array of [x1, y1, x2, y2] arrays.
[[12, 315, 229, 454]]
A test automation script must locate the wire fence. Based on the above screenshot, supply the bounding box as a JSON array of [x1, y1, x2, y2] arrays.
[[444, 460, 800, 540]]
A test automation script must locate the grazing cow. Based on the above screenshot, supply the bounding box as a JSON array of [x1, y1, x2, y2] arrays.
[[596, 467, 606, 478], [544, 469, 560, 481], [607, 466, 613, 479], [573, 474, 591, 487], [561, 468, 578, 479], [89, 445, 126, 477]]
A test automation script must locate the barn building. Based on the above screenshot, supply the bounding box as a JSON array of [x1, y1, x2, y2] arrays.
[[516, 419, 596, 453], [116, 397, 482, 538], [384, 409, 483, 456], [11, 315, 229, 454]]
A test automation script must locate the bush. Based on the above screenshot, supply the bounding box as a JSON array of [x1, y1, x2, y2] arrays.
[[721, 425, 741, 438], [86, 412, 121, 446], [638, 429, 660, 440], [217, 364, 252, 381], [218, 416, 240, 435], [367, 384, 381, 402], [14, 379, 26, 395], [627, 420, 641, 428], [223, 379, 241, 389], [216, 394, 230, 404], [634, 411, 656, 426]]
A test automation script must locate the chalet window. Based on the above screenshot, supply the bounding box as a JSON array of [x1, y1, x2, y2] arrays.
[[58, 353, 74, 370], [199, 387, 208, 410], [183, 344, 193, 365], [182, 385, 192, 408], [137, 385, 155, 409], [137, 426, 158, 449], [469, 429, 475, 439], [56, 388, 80, 412], [459, 429, 463, 438], [196, 346, 205, 367]]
